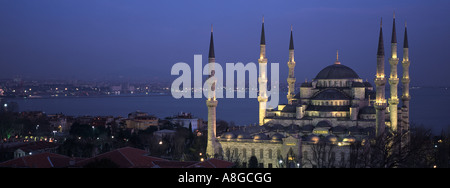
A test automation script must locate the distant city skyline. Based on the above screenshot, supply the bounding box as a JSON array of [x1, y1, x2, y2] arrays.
[[1, 0, 450, 86]]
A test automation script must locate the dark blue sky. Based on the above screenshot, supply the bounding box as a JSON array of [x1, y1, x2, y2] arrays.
[[1, 0, 449, 86]]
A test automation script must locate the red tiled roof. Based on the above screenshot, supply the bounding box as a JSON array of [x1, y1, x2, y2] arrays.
[[188, 158, 235, 168], [152, 158, 234, 168], [75, 147, 167, 168], [152, 161, 198, 168], [0, 146, 235, 168], [0, 152, 74, 168], [17, 141, 58, 152]]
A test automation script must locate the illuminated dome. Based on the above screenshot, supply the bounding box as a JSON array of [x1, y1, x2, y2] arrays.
[[307, 134, 320, 143], [315, 64, 360, 80], [271, 133, 285, 141], [343, 135, 356, 143], [326, 135, 338, 143], [253, 133, 268, 141], [237, 133, 251, 140], [223, 132, 235, 139]]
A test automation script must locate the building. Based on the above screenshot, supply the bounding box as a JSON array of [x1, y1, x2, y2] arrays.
[[0, 141, 59, 162], [0, 152, 78, 168], [207, 15, 411, 168], [125, 111, 159, 130], [48, 114, 72, 133], [170, 112, 202, 131]]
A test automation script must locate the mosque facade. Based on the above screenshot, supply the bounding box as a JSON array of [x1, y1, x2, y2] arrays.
[[206, 15, 411, 168]]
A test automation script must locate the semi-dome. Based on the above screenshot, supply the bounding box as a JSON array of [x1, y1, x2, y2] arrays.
[[307, 134, 320, 143], [315, 64, 360, 79], [331, 126, 347, 134], [301, 124, 314, 133], [253, 133, 268, 140], [223, 132, 235, 139], [312, 89, 350, 100], [316, 120, 332, 128], [237, 133, 251, 139], [326, 135, 338, 143], [271, 133, 285, 141], [343, 135, 356, 143]]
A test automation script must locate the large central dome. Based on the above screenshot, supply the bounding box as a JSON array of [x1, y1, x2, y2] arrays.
[[315, 64, 360, 79]]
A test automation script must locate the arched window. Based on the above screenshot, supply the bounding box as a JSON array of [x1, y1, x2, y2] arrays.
[[341, 152, 346, 165]]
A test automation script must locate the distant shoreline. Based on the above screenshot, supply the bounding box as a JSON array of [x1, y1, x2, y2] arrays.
[[2, 93, 171, 100]]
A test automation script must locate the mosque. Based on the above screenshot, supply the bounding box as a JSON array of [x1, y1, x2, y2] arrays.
[[206, 15, 411, 168]]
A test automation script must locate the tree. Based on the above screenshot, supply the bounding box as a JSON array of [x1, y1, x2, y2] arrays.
[[59, 137, 95, 158], [0, 112, 17, 139], [248, 156, 259, 168], [347, 126, 436, 168], [305, 140, 337, 168], [69, 123, 94, 138]]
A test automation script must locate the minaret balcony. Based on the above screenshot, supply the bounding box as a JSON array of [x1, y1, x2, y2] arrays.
[[206, 99, 218, 107], [401, 78, 410, 84], [388, 98, 399, 105], [374, 101, 387, 109], [401, 95, 411, 101], [389, 78, 399, 85], [287, 78, 296, 83], [389, 58, 399, 65], [258, 96, 268, 102], [374, 77, 387, 86]]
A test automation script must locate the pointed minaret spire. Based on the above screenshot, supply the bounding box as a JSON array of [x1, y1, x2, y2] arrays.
[[209, 24, 215, 58], [403, 21, 409, 48], [289, 25, 294, 50], [377, 18, 385, 56], [260, 16, 266, 45], [391, 12, 397, 44]]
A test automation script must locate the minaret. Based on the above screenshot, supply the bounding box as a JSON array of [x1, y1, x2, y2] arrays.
[[287, 25, 296, 105], [401, 21, 411, 133], [258, 17, 268, 125], [206, 25, 218, 158], [374, 18, 387, 137], [388, 13, 399, 132]]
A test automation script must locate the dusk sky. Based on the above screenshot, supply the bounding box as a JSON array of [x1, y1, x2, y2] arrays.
[[1, 0, 449, 86]]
